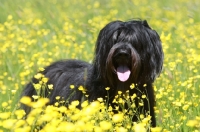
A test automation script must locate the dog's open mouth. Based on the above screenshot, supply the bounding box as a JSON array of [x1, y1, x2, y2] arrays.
[[116, 65, 131, 82]]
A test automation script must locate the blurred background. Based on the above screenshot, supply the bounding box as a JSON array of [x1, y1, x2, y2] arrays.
[[0, 0, 200, 131]]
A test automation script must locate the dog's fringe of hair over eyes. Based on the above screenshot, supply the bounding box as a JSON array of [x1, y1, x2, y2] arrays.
[[21, 19, 163, 127]]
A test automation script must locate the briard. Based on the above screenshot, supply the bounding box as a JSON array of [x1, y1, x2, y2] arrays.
[[21, 20, 163, 127]]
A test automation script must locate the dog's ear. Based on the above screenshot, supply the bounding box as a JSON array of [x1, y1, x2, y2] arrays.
[[142, 20, 151, 29]]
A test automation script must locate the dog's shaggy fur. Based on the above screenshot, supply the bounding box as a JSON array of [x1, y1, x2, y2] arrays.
[[21, 20, 163, 127]]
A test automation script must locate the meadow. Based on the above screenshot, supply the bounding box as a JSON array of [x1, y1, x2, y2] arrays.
[[0, 0, 200, 131]]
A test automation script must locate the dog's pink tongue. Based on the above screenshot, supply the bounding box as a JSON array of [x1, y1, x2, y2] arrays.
[[117, 65, 131, 82]]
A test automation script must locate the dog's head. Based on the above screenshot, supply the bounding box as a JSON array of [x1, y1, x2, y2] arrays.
[[93, 20, 163, 86]]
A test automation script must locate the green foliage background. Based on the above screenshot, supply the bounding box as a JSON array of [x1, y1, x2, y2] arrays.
[[0, 0, 200, 131]]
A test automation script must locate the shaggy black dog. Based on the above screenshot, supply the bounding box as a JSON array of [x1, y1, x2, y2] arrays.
[[21, 20, 163, 127]]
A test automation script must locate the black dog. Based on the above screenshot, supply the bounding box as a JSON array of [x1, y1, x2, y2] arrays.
[[21, 20, 163, 127]]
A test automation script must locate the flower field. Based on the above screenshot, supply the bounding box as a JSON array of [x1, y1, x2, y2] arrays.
[[0, 0, 200, 131]]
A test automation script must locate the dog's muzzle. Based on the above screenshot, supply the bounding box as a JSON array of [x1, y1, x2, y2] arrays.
[[106, 42, 140, 83], [113, 48, 131, 82]]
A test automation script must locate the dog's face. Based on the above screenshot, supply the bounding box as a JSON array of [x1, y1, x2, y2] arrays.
[[106, 42, 141, 83], [112, 43, 133, 82], [93, 20, 163, 86]]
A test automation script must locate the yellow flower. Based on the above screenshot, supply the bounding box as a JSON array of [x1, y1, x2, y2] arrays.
[[41, 114, 53, 122], [14, 126, 31, 132], [42, 77, 49, 83], [14, 119, 26, 128], [32, 98, 49, 108], [26, 116, 35, 126], [131, 94, 137, 100], [54, 102, 59, 106], [0, 112, 11, 119], [2, 119, 17, 129], [34, 73, 43, 79], [15, 110, 26, 119], [20, 96, 32, 106], [48, 84, 53, 90], [182, 104, 189, 111], [118, 98, 124, 104], [100, 121, 112, 130], [108, 106, 113, 111], [58, 106, 67, 113], [94, 1, 100, 8], [105, 87, 110, 90], [32, 95, 40, 100], [94, 126, 103, 132], [130, 83, 135, 89], [139, 102, 144, 106], [112, 113, 124, 123], [140, 114, 144, 119], [172, 101, 181, 107], [81, 101, 88, 108], [11, 89, 17, 94], [131, 103, 136, 108], [70, 85, 75, 89], [181, 116, 187, 121], [33, 83, 41, 90], [118, 91, 122, 95], [78, 86, 86, 93], [196, 116, 200, 121], [151, 127, 162, 132], [97, 98, 103, 102], [90, 101, 100, 108], [57, 122, 75, 131], [116, 127, 128, 132], [142, 95, 146, 98], [7, 15, 13, 20], [132, 123, 146, 132], [114, 106, 119, 111], [55, 96, 60, 100], [142, 115, 151, 124], [2, 102, 8, 107], [39, 67, 45, 71], [186, 120, 199, 127], [71, 100, 79, 106]]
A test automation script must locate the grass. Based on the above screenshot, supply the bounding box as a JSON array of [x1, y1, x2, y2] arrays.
[[0, 0, 200, 131]]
